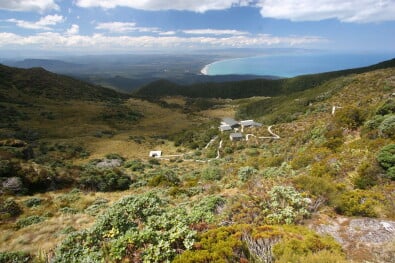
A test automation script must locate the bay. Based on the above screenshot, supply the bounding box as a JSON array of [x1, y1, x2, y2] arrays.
[[203, 53, 395, 77]]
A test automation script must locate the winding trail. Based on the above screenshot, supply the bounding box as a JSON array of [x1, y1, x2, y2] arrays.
[[259, 125, 280, 139], [204, 136, 218, 149], [245, 134, 256, 141], [215, 140, 223, 159]]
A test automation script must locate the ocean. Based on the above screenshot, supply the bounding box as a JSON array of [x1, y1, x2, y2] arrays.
[[202, 53, 395, 77]]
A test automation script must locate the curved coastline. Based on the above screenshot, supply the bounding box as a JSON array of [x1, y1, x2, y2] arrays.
[[200, 56, 253, 75], [199, 53, 395, 77]]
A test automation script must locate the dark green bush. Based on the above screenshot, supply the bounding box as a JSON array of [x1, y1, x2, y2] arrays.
[[323, 126, 344, 151], [148, 169, 180, 187], [78, 168, 132, 191], [353, 161, 383, 189], [24, 197, 43, 208], [148, 158, 160, 165], [376, 99, 395, 115], [377, 144, 395, 180], [124, 159, 145, 171], [378, 115, 395, 138], [387, 166, 395, 180], [0, 160, 13, 177], [17, 164, 54, 193], [105, 153, 125, 161], [16, 215, 45, 229], [0, 198, 22, 219]]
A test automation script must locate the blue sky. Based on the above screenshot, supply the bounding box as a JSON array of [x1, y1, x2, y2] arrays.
[[0, 0, 394, 54]]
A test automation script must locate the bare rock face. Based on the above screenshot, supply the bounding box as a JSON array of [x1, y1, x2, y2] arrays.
[[95, 158, 122, 168], [309, 215, 395, 263], [2, 177, 24, 194]]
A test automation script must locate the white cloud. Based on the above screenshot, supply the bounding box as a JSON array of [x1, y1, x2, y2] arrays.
[[0, 0, 59, 13], [74, 0, 395, 23], [159, 31, 176, 36], [95, 22, 159, 33], [66, 24, 79, 35], [257, 0, 395, 23], [183, 29, 249, 36], [6, 15, 64, 30], [75, 0, 254, 12], [0, 31, 325, 51]]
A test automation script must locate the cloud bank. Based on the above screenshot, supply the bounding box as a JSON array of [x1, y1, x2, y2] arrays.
[[74, 0, 395, 23], [0, 32, 325, 51], [75, 0, 253, 13], [257, 0, 395, 23], [6, 15, 64, 30], [95, 22, 159, 33], [0, 0, 59, 13]]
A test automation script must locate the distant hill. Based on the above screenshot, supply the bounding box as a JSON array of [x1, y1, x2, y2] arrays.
[[80, 74, 280, 93], [135, 58, 395, 99], [0, 64, 128, 102], [6, 59, 85, 74]]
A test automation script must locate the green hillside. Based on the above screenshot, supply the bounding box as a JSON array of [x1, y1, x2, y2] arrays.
[[135, 58, 395, 99], [0, 63, 394, 263], [0, 64, 128, 103]]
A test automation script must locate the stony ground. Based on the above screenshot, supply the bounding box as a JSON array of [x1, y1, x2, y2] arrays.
[[309, 215, 395, 262]]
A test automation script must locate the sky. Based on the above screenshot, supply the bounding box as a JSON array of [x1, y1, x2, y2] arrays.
[[0, 0, 395, 55]]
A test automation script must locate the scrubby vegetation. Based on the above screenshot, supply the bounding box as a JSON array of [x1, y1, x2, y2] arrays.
[[0, 63, 394, 262]]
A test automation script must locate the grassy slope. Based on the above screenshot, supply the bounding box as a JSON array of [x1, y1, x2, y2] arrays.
[[0, 65, 394, 262]]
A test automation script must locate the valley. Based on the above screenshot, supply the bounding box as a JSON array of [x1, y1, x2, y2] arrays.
[[0, 62, 394, 263]]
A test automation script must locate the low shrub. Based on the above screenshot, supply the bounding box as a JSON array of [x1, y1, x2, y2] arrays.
[[124, 159, 145, 171], [378, 115, 395, 138], [16, 215, 45, 229], [377, 144, 395, 180], [59, 207, 78, 214], [293, 175, 337, 205], [0, 251, 32, 263], [353, 161, 383, 189], [173, 225, 247, 263], [78, 168, 132, 191], [334, 190, 383, 217], [0, 198, 22, 219], [238, 166, 257, 182], [264, 186, 311, 224], [0, 160, 13, 177], [334, 106, 366, 130], [376, 99, 395, 115], [201, 167, 223, 181], [175, 225, 344, 263], [148, 169, 180, 187], [84, 198, 109, 216], [53, 192, 222, 263], [272, 226, 344, 263], [24, 197, 43, 208]]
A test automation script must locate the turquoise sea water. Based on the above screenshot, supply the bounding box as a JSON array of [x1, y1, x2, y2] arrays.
[[204, 53, 395, 77]]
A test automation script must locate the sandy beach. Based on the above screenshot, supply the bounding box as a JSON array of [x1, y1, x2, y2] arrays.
[[200, 64, 210, 75]]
